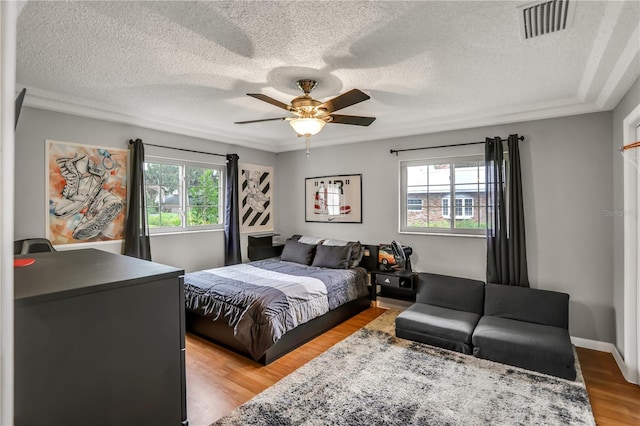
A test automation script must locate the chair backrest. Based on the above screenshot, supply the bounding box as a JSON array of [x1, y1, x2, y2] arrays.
[[14, 238, 56, 255], [484, 283, 569, 330], [416, 273, 485, 315]]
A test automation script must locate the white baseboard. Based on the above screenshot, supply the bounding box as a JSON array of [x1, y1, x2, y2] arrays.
[[571, 336, 637, 384]]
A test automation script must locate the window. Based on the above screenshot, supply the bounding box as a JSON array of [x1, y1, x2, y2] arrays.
[[326, 182, 342, 216], [400, 155, 486, 235], [442, 198, 449, 217], [442, 196, 473, 219], [144, 158, 224, 232], [407, 199, 423, 211]]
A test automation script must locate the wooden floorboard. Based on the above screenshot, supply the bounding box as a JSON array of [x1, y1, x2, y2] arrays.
[[185, 307, 387, 425], [185, 308, 640, 426], [576, 346, 640, 425]]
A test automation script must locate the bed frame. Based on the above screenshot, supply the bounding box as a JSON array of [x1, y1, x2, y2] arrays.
[[186, 295, 371, 365]]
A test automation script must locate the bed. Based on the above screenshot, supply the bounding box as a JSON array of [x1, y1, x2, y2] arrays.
[[183, 237, 371, 364]]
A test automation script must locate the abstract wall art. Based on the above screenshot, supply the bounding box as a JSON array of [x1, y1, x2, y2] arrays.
[[239, 163, 274, 233], [46, 140, 128, 245]]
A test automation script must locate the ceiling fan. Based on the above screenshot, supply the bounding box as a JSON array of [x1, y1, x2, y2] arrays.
[[235, 79, 376, 155]]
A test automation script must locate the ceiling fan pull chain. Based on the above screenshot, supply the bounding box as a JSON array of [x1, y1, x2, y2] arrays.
[[306, 135, 311, 158]]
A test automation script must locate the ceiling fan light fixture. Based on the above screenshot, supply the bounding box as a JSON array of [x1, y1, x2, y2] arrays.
[[237, 80, 375, 157], [289, 117, 326, 136]]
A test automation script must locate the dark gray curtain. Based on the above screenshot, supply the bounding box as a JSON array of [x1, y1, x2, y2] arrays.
[[225, 154, 242, 265], [485, 134, 528, 286], [123, 138, 151, 260], [506, 134, 529, 285], [485, 137, 507, 284]]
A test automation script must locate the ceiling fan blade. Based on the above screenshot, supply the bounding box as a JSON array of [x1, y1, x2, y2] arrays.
[[318, 89, 370, 113], [329, 114, 376, 126], [247, 93, 291, 111], [235, 117, 287, 124]]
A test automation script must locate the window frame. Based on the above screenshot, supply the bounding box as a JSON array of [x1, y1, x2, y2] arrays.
[[400, 155, 486, 236], [144, 156, 225, 234]]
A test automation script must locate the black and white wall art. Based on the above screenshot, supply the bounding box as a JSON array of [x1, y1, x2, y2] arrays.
[[240, 163, 274, 233]]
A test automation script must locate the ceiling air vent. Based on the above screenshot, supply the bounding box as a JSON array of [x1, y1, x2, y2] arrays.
[[517, 0, 575, 40]]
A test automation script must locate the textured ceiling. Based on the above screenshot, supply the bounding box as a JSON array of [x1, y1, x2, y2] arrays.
[[16, 1, 640, 152]]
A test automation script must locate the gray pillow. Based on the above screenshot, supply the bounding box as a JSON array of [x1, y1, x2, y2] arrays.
[[321, 239, 363, 268], [280, 240, 317, 265], [348, 241, 364, 268], [311, 244, 352, 269]]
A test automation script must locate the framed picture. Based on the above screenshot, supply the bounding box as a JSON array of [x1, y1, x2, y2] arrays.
[[46, 140, 128, 245], [239, 163, 274, 233], [305, 174, 362, 223]]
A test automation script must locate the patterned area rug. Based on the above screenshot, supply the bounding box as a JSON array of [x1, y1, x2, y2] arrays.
[[213, 311, 595, 426]]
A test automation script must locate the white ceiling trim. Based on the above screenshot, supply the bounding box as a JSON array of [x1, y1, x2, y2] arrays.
[[251, 98, 605, 153], [577, 0, 625, 102], [596, 24, 640, 109], [22, 86, 275, 152], [16, 0, 28, 17], [23, 85, 613, 154]]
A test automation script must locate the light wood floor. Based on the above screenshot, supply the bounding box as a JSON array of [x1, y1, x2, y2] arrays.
[[185, 307, 640, 426], [577, 346, 640, 425]]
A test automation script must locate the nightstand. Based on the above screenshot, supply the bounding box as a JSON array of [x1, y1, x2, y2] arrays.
[[247, 234, 284, 261], [370, 270, 417, 302]]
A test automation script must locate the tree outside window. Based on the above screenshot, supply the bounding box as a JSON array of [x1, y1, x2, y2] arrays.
[[144, 159, 224, 232]]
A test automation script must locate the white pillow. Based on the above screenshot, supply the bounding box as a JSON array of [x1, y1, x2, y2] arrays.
[[321, 238, 348, 246], [298, 235, 324, 244]]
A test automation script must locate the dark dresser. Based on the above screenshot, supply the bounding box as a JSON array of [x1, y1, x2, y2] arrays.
[[14, 249, 187, 425]]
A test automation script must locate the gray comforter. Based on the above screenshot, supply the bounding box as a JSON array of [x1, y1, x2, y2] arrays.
[[184, 259, 368, 360]]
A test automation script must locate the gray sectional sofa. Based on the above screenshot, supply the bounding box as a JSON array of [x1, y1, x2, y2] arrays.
[[395, 273, 577, 381], [395, 274, 484, 355]]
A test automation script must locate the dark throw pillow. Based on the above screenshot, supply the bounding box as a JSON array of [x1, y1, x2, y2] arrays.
[[321, 239, 364, 268], [280, 240, 317, 265], [311, 244, 352, 269], [348, 241, 364, 268]]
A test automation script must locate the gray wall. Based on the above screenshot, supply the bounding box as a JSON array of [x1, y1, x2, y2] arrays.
[[275, 112, 614, 342], [16, 105, 623, 343], [612, 77, 640, 354], [15, 107, 277, 272]]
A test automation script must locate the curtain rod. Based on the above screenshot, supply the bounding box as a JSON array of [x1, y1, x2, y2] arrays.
[[389, 135, 525, 156], [134, 141, 228, 158]]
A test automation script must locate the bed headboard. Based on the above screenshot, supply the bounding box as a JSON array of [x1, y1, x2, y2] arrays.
[[288, 235, 379, 271]]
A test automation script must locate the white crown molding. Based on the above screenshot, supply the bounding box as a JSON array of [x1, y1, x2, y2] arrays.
[[597, 24, 640, 109], [276, 97, 604, 153], [577, 0, 625, 102], [22, 87, 278, 153], [23, 85, 617, 155]]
